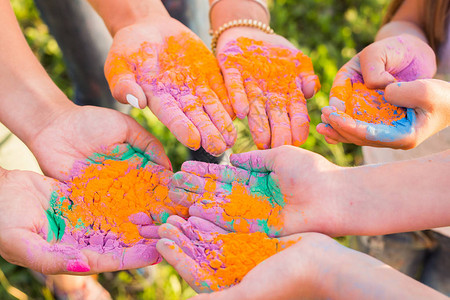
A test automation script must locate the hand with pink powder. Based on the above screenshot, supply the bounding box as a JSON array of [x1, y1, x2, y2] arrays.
[[102, 15, 236, 156], [317, 34, 438, 149], [171, 146, 450, 237], [185, 231, 446, 300], [215, 28, 320, 149], [153, 215, 302, 293], [0, 167, 161, 274]]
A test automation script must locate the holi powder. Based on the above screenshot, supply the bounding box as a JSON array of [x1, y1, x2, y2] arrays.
[[336, 79, 406, 125], [45, 145, 181, 251], [196, 178, 285, 236], [107, 32, 232, 152], [194, 231, 299, 291]]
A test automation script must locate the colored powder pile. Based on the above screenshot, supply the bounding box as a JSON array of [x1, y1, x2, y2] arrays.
[[338, 80, 406, 125], [219, 37, 316, 99], [200, 180, 284, 236], [47, 148, 181, 247], [198, 232, 298, 291]]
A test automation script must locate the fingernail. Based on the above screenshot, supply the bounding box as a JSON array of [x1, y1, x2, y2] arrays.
[[126, 94, 140, 109], [66, 260, 90, 273]]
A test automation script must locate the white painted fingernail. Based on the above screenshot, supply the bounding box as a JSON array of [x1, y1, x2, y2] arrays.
[[126, 94, 140, 109]]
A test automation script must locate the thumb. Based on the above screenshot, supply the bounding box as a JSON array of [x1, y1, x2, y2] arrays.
[[384, 80, 432, 110], [104, 53, 147, 109], [230, 148, 277, 172], [360, 45, 396, 89], [8, 230, 90, 275]]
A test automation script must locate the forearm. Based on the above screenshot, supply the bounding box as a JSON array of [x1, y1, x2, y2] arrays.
[[321, 246, 447, 299], [338, 150, 450, 235], [0, 1, 73, 145], [209, 0, 269, 31], [86, 0, 169, 36]]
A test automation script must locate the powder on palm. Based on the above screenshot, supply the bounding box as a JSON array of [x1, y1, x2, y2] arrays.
[[336, 79, 406, 125], [46, 146, 182, 248], [196, 232, 299, 291]]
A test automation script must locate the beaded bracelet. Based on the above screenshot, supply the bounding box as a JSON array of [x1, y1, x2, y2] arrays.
[[210, 19, 274, 54]]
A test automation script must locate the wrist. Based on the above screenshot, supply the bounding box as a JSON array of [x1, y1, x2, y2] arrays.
[[209, 0, 270, 32], [3, 80, 74, 146], [89, 0, 170, 36]]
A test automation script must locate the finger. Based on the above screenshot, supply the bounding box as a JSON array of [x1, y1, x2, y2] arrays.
[[329, 96, 346, 112], [180, 161, 251, 184], [208, 73, 235, 119], [104, 53, 147, 108], [123, 114, 173, 170], [168, 187, 200, 208], [138, 225, 160, 239], [266, 93, 292, 148], [188, 216, 229, 235], [360, 44, 397, 89], [196, 85, 237, 147], [288, 89, 309, 146], [244, 80, 271, 150], [220, 63, 249, 118], [316, 123, 346, 143], [157, 238, 213, 293], [129, 212, 153, 225], [385, 80, 432, 110], [8, 230, 91, 275], [158, 224, 198, 259], [171, 171, 233, 194], [179, 93, 227, 156], [147, 92, 201, 152], [229, 149, 275, 172], [296, 51, 321, 98]]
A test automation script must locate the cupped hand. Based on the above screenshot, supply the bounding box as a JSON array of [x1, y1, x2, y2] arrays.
[[104, 17, 236, 156], [170, 145, 343, 237], [317, 34, 437, 148], [155, 215, 303, 293], [216, 28, 320, 149], [28, 102, 171, 181], [0, 168, 160, 275]]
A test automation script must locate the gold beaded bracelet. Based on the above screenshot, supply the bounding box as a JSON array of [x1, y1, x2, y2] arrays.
[[210, 19, 274, 54]]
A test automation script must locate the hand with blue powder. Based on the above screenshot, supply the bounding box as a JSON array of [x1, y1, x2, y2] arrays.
[[170, 146, 450, 237], [317, 33, 438, 149]]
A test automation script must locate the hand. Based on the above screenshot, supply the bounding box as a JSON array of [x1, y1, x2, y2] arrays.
[[0, 168, 160, 274], [317, 34, 437, 148], [104, 17, 236, 156], [155, 215, 303, 293], [216, 28, 320, 149], [170, 145, 342, 237], [27, 102, 171, 181]]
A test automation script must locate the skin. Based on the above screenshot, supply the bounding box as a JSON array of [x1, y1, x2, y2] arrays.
[[88, 0, 236, 156], [0, 167, 161, 275], [211, 0, 320, 149], [155, 215, 305, 294], [317, 0, 441, 149], [161, 230, 446, 299], [171, 145, 450, 237]]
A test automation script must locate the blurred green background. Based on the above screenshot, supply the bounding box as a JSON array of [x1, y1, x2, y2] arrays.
[[1, 0, 388, 299]]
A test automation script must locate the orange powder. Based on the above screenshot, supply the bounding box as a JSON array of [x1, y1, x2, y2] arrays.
[[200, 232, 299, 291], [58, 159, 181, 245], [338, 80, 406, 125], [220, 37, 316, 102], [201, 182, 283, 235]]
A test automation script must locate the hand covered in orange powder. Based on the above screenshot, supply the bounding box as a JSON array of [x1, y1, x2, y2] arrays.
[[154, 215, 301, 293], [317, 34, 437, 149], [170, 146, 342, 237], [0, 167, 161, 275], [105, 17, 236, 156], [28, 102, 171, 181], [215, 28, 320, 149]]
